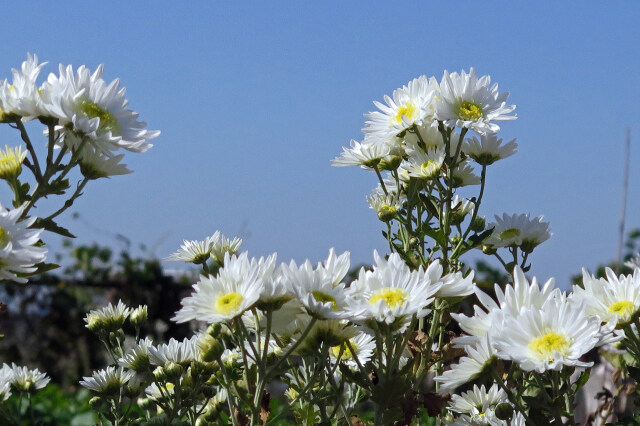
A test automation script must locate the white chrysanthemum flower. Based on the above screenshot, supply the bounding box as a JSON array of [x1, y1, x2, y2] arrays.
[[452, 267, 557, 347], [451, 161, 481, 187], [220, 348, 243, 366], [464, 134, 517, 166], [0, 203, 47, 283], [0, 364, 13, 400], [625, 254, 640, 270], [145, 381, 176, 400], [9, 364, 50, 392], [435, 68, 516, 135], [165, 232, 220, 264], [434, 334, 497, 395], [329, 331, 376, 368], [210, 233, 243, 264], [80, 366, 133, 395], [346, 252, 441, 329], [118, 337, 153, 373], [448, 384, 508, 425], [173, 271, 262, 324], [363, 76, 437, 143], [41, 63, 160, 155], [78, 146, 132, 179], [281, 259, 350, 320], [401, 146, 445, 180], [316, 248, 351, 287], [149, 336, 199, 366], [331, 139, 390, 169], [0, 54, 47, 119], [290, 319, 357, 355], [367, 192, 402, 223], [485, 213, 551, 251], [0, 145, 27, 180], [449, 195, 475, 226], [423, 260, 476, 298], [572, 267, 640, 326], [494, 297, 600, 373], [85, 300, 131, 332]]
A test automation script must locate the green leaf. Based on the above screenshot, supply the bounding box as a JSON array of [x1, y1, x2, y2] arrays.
[[34, 218, 76, 238], [47, 177, 70, 195]]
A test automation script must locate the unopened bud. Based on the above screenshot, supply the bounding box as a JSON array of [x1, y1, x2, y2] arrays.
[[130, 306, 148, 328], [495, 403, 514, 421], [206, 324, 222, 338], [153, 366, 166, 382], [164, 361, 183, 382], [470, 216, 486, 232]]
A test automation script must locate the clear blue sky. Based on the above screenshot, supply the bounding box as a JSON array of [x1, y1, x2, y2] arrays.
[[1, 1, 638, 287]]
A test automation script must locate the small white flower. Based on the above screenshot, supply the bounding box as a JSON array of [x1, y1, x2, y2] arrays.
[[0, 364, 13, 400], [485, 213, 551, 251], [435, 68, 516, 135], [464, 134, 517, 165], [401, 146, 445, 180], [78, 146, 132, 179], [80, 366, 132, 395], [119, 337, 153, 373], [0, 145, 28, 180], [625, 254, 640, 270], [329, 331, 376, 368], [451, 161, 481, 187], [331, 139, 390, 169], [84, 300, 131, 332], [165, 232, 220, 264], [448, 384, 508, 425], [210, 233, 243, 264], [9, 364, 49, 392], [367, 192, 402, 222], [0, 54, 47, 119], [0, 203, 47, 283], [149, 336, 199, 366], [316, 248, 351, 287]]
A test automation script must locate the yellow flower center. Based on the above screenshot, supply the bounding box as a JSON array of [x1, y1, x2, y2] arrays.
[[0, 226, 9, 248], [529, 332, 570, 361], [215, 292, 244, 317], [608, 300, 635, 320], [391, 101, 418, 125], [369, 288, 407, 309], [312, 291, 337, 309], [331, 341, 358, 361], [79, 99, 121, 133], [458, 101, 483, 121], [500, 228, 520, 240], [0, 147, 25, 179]]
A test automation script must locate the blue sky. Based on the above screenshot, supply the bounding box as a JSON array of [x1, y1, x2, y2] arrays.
[[1, 2, 639, 286]]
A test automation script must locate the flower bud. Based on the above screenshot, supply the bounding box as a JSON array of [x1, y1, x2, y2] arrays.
[[153, 366, 166, 382], [481, 245, 497, 255], [470, 216, 486, 232], [164, 361, 183, 382], [206, 324, 222, 338], [130, 306, 148, 328], [89, 396, 107, 411], [494, 403, 514, 421]]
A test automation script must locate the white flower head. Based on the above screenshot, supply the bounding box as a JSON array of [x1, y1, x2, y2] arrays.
[[486, 213, 551, 252], [367, 192, 402, 223], [148, 336, 199, 366], [451, 161, 481, 187], [210, 233, 243, 264], [0, 145, 28, 180], [118, 337, 153, 373], [435, 68, 516, 135], [9, 364, 50, 393], [625, 254, 640, 270], [165, 232, 220, 264], [85, 300, 131, 333], [0, 54, 48, 119], [363, 75, 437, 143], [329, 331, 376, 368], [41, 63, 160, 155], [0, 203, 47, 283], [464, 134, 517, 166], [448, 384, 508, 425], [331, 139, 390, 169], [80, 366, 133, 395], [0, 364, 13, 400], [78, 146, 132, 179], [401, 146, 445, 180]]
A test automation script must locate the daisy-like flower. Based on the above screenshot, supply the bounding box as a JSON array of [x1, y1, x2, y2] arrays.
[[434, 334, 497, 395], [494, 297, 600, 373], [0, 364, 13, 400], [41, 63, 160, 155], [0, 203, 47, 283], [149, 336, 199, 366], [449, 195, 475, 226], [363, 75, 437, 143], [346, 251, 442, 330], [172, 269, 263, 324], [625, 254, 640, 270], [464, 134, 517, 166], [290, 319, 357, 355], [0, 54, 47, 119], [329, 331, 376, 368], [119, 337, 154, 373], [434, 68, 516, 135], [165, 232, 219, 264], [210, 233, 243, 264], [448, 384, 508, 425], [331, 139, 390, 169], [423, 260, 476, 298], [281, 259, 350, 320], [78, 146, 132, 179], [84, 300, 131, 333], [9, 364, 50, 393], [80, 366, 133, 395], [0, 145, 27, 180], [572, 268, 640, 327], [367, 192, 402, 223], [145, 381, 175, 400], [485, 213, 551, 252], [316, 248, 351, 287], [401, 146, 445, 180], [451, 161, 481, 187]]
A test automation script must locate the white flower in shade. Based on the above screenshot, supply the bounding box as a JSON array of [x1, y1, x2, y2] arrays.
[[78, 146, 132, 179], [464, 134, 517, 166], [9, 364, 50, 392], [451, 161, 481, 187], [449, 195, 475, 226], [85, 300, 131, 333], [0, 364, 13, 400], [173, 270, 262, 324], [220, 348, 243, 366], [0, 145, 27, 180], [572, 267, 640, 326], [367, 192, 402, 223], [331, 139, 390, 169], [346, 252, 441, 329], [119, 337, 153, 373], [423, 260, 476, 298], [281, 259, 350, 320], [41, 63, 160, 155], [448, 384, 508, 425], [149, 336, 199, 366], [210, 233, 243, 264], [435, 68, 516, 135], [452, 267, 557, 347], [0, 54, 47, 119], [0, 203, 47, 283], [434, 334, 497, 395], [329, 331, 376, 368], [494, 297, 600, 373], [290, 319, 357, 355], [485, 213, 551, 251], [401, 146, 445, 180], [80, 366, 133, 395], [363, 75, 437, 143], [145, 381, 176, 400]]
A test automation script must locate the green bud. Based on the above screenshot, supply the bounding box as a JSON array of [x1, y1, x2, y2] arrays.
[[89, 396, 106, 411], [199, 336, 225, 363], [470, 216, 486, 232], [377, 205, 397, 222], [109, 330, 125, 348], [494, 403, 514, 421], [520, 239, 538, 254], [481, 245, 497, 255], [379, 155, 403, 171], [85, 313, 105, 334], [137, 397, 154, 410], [153, 366, 166, 382], [130, 306, 148, 328], [202, 384, 217, 399], [206, 324, 222, 338], [180, 371, 194, 389], [164, 361, 183, 382]]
